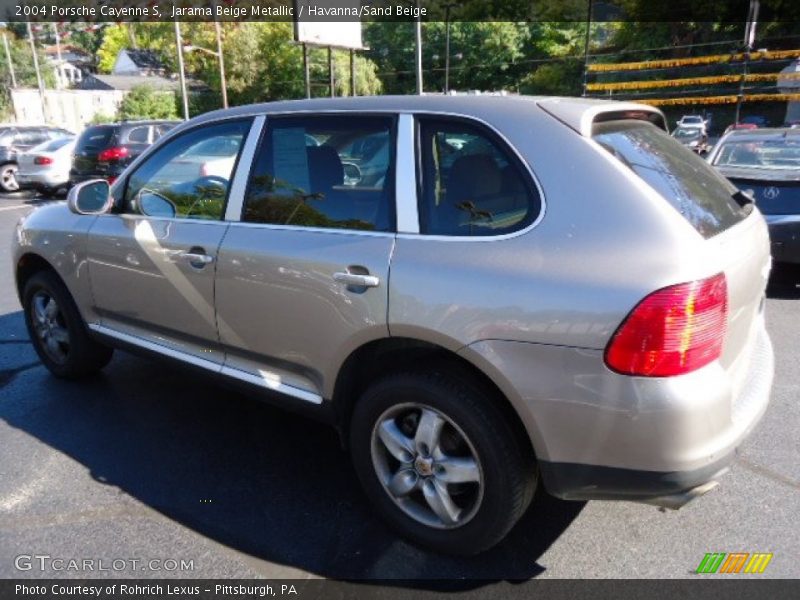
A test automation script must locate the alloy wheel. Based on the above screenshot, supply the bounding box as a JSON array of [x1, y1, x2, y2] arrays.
[[370, 402, 484, 529], [30, 291, 70, 364], [1, 164, 19, 192]]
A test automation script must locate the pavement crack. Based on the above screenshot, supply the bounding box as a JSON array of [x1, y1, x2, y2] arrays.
[[737, 456, 800, 491]]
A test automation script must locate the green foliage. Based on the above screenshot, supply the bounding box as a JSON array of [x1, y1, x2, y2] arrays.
[[97, 25, 130, 74], [118, 85, 178, 121], [89, 112, 115, 125]]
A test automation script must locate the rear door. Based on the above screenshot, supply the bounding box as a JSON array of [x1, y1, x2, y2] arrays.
[[214, 113, 397, 402]]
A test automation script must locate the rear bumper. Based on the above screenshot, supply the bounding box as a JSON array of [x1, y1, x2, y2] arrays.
[[765, 215, 800, 264], [16, 171, 69, 189], [462, 319, 774, 503]]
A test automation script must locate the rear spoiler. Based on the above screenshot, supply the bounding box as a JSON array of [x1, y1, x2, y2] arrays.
[[536, 99, 668, 137]]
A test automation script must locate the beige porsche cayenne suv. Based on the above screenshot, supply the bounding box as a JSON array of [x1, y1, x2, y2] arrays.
[[13, 96, 774, 554]]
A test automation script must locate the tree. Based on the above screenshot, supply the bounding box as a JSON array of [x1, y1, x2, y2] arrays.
[[118, 85, 178, 120], [97, 24, 130, 74]]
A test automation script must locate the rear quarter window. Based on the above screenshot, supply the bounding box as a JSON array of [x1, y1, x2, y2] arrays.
[[593, 120, 748, 238]]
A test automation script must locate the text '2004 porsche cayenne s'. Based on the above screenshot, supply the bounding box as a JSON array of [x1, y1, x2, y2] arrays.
[[13, 96, 773, 555]]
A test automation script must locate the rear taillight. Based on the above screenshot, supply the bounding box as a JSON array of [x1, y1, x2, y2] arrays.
[[97, 146, 129, 162], [605, 273, 728, 377], [33, 156, 53, 165]]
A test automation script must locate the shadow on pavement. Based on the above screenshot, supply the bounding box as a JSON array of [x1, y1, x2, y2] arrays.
[[767, 263, 800, 300], [0, 309, 584, 587]]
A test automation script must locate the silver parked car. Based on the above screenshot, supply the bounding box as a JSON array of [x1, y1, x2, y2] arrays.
[[12, 96, 774, 555], [16, 136, 76, 197]]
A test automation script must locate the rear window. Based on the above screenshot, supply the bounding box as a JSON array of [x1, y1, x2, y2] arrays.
[[593, 120, 748, 238], [713, 138, 800, 170], [40, 137, 73, 152], [76, 126, 115, 152]]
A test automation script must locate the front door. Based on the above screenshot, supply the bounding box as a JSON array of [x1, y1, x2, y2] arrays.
[[87, 118, 254, 365]]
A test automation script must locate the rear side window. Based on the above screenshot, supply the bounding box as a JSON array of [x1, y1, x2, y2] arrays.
[[243, 115, 395, 232], [593, 120, 748, 238], [417, 118, 539, 236], [126, 126, 150, 144], [76, 126, 115, 152]]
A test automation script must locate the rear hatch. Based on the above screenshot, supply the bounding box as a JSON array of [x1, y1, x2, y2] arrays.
[[72, 126, 116, 176], [586, 115, 769, 374]]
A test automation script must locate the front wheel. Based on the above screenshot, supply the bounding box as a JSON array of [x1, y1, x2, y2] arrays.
[[23, 270, 113, 378], [350, 370, 536, 555]]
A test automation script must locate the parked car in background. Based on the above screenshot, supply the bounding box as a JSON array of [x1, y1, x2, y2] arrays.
[[741, 115, 769, 128], [672, 125, 710, 154], [677, 114, 708, 133], [14, 96, 773, 555], [16, 137, 76, 197], [724, 122, 759, 135], [708, 127, 800, 263], [0, 126, 73, 193], [69, 120, 180, 187]]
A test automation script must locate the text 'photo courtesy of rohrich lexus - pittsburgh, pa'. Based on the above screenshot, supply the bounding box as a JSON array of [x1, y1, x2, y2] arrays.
[[12, 95, 774, 555]]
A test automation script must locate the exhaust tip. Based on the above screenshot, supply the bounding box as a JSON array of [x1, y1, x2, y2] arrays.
[[639, 480, 720, 511]]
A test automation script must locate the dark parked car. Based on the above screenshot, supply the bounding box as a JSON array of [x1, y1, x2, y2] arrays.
[[70, 120, 180, 186], [0, 126, 73, 193], [708, 127, 800, 263]]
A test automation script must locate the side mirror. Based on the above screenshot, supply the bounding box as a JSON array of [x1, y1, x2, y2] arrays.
[[67, 179, 113, 215]]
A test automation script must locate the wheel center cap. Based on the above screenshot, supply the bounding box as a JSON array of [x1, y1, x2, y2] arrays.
[[414, 456, 433, 477]]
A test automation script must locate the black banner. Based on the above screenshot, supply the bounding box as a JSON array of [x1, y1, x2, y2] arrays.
[[0, 0, 798, 23], [2, 580, 800, 600]]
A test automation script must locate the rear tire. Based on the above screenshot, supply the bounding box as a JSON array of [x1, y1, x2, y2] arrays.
[[350, 369, 536, 555], [23, 270, 113, 379]]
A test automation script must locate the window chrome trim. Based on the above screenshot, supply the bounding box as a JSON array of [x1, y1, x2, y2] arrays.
[[88, 323, 323, 405], [223, 220, 395, 238], [225, 114, 265, 222], [395, 113, 419, 234]]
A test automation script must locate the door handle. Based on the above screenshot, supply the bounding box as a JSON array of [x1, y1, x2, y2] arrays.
[[179, 251, 214, 267], [333, 271, 380, 288]]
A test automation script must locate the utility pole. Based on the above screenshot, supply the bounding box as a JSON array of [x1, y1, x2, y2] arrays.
[[735, 0, 760, 124], [26, 22, 47, 123], [415, 0, 423, 95], [444, 3, 455, 93], [2, 34, 17, 88], [302, 43, 311, 98], [348, 49, 357, 96], [582, 0, 594, 97], [328, 46, 335, 98], [174, 21, 190, 120], [214, 19, 228, 109]]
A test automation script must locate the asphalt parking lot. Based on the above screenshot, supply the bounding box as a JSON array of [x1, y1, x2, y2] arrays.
[[1, 192, 798, 582]]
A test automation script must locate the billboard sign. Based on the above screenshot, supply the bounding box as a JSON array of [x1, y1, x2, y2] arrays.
[[293, 0, 364, 50]]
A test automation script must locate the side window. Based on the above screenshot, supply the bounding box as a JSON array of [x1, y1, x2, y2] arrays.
[[417, 119, 540, 236], [243, 115, 395, 232], [127, 126, 150, 144], [124, 119, 251, 220]]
